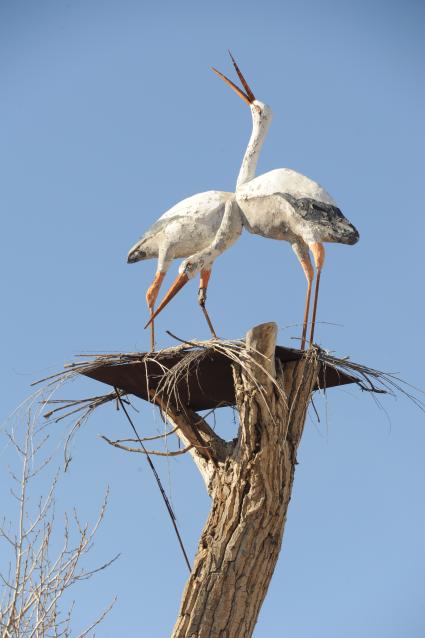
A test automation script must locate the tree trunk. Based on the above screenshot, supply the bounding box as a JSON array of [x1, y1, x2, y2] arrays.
[[167, 323, 319, 638]]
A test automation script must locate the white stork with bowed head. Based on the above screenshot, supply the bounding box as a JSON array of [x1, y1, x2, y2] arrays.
[[213, 55, 360, 347], [128, 190, 242, 350]]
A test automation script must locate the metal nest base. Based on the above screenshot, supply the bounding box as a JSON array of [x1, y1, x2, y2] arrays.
[[33, 335, 423, 471], [81, 344, 356, 412]]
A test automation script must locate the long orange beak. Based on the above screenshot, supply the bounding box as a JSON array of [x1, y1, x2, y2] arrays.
[[211, 52, 255, 106], [144, 272, 189, 329], [228, 51, 255, 102]]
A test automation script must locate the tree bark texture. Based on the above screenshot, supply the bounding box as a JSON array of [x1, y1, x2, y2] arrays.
[[168, 323, 319, 638]]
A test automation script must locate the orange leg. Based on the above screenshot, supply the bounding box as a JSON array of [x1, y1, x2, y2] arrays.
[[292, 242, 314, 350], [299, 257, 314, 350], [309, 243, 325, 346], [146, 271, 166, 351], [198, 269, 217, 339]]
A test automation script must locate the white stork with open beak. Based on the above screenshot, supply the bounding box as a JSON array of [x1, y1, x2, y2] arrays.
[[213, 54, 360, 347]]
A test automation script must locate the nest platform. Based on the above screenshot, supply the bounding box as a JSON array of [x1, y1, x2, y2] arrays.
[[82, 345, 355, 412]]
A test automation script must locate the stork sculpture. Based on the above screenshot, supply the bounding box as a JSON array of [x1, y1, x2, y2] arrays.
[[128, 191, 242, 350], [151, 54, 359, 348]]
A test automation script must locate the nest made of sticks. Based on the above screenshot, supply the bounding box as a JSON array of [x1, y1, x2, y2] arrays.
[[32, 336, 423, 453]]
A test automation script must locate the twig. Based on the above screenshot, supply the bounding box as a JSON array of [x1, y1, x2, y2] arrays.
[[100, 435, 193, 456], [165, 330, 209, 349]]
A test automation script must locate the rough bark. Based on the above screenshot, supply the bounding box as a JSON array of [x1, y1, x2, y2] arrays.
[[167, 322, 319, 638]]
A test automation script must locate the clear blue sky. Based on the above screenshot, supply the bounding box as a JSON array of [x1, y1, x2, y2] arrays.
[[1, 0, 424, 635]]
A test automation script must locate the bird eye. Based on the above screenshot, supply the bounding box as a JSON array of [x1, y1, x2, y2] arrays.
[[184, 262, 193, 274]]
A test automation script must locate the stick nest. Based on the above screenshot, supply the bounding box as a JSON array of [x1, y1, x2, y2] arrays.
[[28, 336, 423, 466]]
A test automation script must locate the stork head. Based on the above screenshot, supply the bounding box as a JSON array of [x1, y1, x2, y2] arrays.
[[251, 99, 273, 131], [212, 52, 273, 127], [144, 256, 204, 330]]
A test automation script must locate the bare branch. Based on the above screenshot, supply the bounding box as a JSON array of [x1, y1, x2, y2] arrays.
[[0, 416, 116, 637], [75, 597, 117, 638], [105, 426, 179, 443], [148, 390, 229, 465], [100, 435, 193, 456]]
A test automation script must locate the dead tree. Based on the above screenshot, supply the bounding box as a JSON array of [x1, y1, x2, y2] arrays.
[[42, 320, 412, 636], [152, 322, 319, 637]]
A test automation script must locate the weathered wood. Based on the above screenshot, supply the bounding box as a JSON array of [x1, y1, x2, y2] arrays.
[[149, 390, 230, 491], [167, 323, 319, 638], [245, 321, 277, 383]]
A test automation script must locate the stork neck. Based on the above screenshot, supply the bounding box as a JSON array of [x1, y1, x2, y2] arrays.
[[236, 115, 270, 189]]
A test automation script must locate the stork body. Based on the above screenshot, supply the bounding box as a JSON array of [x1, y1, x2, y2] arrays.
[[236, 168, 358, 247], [235, 167, 358, 347], [128, 190, 234, 266]]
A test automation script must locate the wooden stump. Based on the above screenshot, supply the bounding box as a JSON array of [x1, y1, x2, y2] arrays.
[[158, 323, 319, 637]]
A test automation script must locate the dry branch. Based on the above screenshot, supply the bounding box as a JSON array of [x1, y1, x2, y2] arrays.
[[0, 416, 117, 637], [100, 434, 193, 456]]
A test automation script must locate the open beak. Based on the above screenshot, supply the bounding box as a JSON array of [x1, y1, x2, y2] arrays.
[[211, 52, 256, 106], [144, 272, 189, 329]]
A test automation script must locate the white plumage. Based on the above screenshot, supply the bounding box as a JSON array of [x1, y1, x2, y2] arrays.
[[236, 167, 358, 245], [128, 191, 234, 267]]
